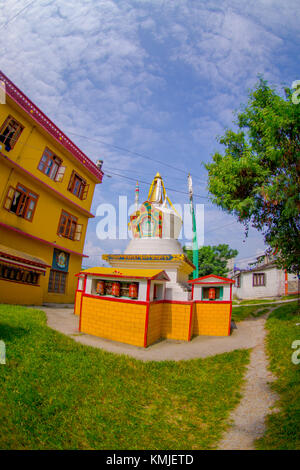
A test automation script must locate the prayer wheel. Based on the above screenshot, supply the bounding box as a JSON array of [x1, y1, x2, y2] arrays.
[[112, 281, 120, 297], [129, 283, 138, 298], [96, 280, 105, 295], [208, 288, 216, 300]]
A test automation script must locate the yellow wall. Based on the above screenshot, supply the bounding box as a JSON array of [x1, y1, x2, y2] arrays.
[[0, 279, 43, 305], [147, 301, 191, 345], [0, 163, 11, 193], [0, 97, 97, 211], [147, 302, 163, 345], [80, 296, 147, 347], [0, 95, 99, 305], [0, 165, 88, 255], [161, 302, 191, 341], [147, 301, 230, 344], [78, 297, 231, 347], [193, 302, 231, 336], [0, 227, 81, 304], [74, 290, 82, 315]]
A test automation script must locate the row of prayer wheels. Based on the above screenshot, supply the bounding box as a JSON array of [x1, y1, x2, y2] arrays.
[[96, 280, 139, 299]]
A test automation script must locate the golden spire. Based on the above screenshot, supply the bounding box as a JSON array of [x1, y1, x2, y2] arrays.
[[148, 173, 165, 204]]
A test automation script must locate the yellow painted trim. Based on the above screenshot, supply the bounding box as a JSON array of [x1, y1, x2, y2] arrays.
[[78, 266, 168, 279]]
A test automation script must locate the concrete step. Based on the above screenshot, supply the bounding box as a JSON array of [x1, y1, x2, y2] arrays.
[[43, 303, 74, 308], [177, 281, 191, 292], [165, 283, 190, 301]]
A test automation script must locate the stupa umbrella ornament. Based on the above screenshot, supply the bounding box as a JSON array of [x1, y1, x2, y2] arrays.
[[188, 173, 199, 279], [148, 172, 165, 204]]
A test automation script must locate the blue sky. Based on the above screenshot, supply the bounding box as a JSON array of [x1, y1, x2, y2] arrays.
[[1, 0, 299, 268]]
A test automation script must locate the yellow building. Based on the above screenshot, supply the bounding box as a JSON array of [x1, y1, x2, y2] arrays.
[[0, 71, 103, 305]]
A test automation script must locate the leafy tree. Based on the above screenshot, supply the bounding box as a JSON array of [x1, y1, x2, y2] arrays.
[[184, 244, 238, 278], [205, 78, 300, 274]]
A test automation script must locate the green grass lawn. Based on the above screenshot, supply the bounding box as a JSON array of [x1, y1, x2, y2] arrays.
[[256, 301, 300, 450], [281, 294, 299, 301], [0, 305, 249, 450], [232, 298, 275, 305], [231, 304, 272, 322], [232, 294, 298, 306]]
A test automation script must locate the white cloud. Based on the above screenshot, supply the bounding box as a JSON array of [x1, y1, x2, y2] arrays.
[[1, 0, 298, 262]]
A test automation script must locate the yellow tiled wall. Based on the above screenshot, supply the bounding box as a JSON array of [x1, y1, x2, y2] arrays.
[[79, 297, 231, 348], [147, 302, 163, 345], [161, 303, 191, 341], [147, 302, 191, 345], [193, 302, 230, 336], [80, 296, 147, 347]]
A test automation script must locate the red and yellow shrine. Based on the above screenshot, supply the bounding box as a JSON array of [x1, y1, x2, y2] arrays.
[[75, 269, 234, 347], [74, 174, 235, 348]]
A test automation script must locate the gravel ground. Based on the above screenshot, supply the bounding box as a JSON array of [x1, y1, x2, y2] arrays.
[[217, 311, 279, 450]]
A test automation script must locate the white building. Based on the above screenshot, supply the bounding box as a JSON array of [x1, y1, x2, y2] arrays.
[[232, 260, 299, 300]]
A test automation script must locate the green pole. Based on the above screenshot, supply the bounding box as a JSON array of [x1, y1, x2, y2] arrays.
[[188, 174, 199, 279], [191, 204, 199, 279]]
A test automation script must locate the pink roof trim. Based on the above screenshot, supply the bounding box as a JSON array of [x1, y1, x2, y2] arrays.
[[0, 71, 103, 183]]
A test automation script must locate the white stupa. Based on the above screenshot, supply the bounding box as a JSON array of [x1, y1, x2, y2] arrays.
[[103, 173, 195, 300]]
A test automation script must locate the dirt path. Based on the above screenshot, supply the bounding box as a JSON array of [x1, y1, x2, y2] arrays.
[[43, 306, 267, 362], [218, 309, 279, 450]]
